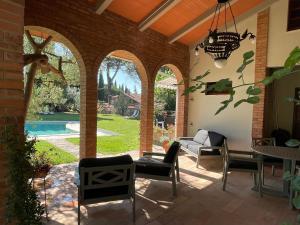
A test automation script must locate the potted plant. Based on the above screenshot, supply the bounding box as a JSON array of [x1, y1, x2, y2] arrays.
[[31, 151, 52, 178]]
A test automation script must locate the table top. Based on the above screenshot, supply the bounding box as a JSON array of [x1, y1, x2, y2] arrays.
[[252, 145, 300, 161]]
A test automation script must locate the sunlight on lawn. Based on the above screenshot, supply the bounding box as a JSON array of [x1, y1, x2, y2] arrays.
[[67, 114, 140, 154], [35, 140, 77, 165]]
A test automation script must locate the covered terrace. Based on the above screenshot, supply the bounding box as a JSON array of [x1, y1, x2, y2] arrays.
[[1, 0, 300, 224]]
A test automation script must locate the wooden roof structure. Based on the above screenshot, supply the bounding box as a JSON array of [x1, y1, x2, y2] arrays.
[[88, 0, 277, 46]]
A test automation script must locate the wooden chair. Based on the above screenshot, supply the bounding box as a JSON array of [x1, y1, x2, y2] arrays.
[[252, 138, 282, 184], [76, 155, 135, 224], [222, 139, 263, 197], [134, 141, 181, 196]]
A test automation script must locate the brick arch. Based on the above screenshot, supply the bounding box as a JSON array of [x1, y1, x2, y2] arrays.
[[154, 63, 188, 138], [24, 26, 93, 159], [95, 49, 154, 154]]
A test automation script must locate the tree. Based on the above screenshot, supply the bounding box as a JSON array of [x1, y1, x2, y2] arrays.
[[23, 34, 80, 116], [113, 93, 130, 116], [98, 56, 139, 104], [98, 71, 105, 101]]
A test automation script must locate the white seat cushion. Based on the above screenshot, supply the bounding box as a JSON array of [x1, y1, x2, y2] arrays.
[[193, 129, 209, 144]]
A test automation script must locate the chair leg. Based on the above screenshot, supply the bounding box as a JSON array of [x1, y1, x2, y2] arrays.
[[196, 156, 200, 168], [290, 160, 296, 208], [78, 203, 80, 225], [172, 168, 177, 197], [222, 167, 228, 191], [132, 195, 136, 222], [258, 162, 263, 198], [262, 164, 265, 186], [176, 158, 180, 182]]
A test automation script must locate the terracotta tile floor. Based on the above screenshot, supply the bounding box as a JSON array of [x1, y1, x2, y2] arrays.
[[37, 152, 298, 225]]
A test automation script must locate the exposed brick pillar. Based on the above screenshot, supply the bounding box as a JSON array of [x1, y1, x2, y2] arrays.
[[252, 8, 270, 138], [80, 60, 98, 159], [140, 79, 154, 155], [176, 82, 189, 137], [0, 0, 25, 222]]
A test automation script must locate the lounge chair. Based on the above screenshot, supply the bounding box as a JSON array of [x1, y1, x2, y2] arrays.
[[134, 141, 181, 196], [76, 155, 135, 224]]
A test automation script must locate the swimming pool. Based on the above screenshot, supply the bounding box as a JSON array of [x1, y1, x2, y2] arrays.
[[25, 121, 79, 136]]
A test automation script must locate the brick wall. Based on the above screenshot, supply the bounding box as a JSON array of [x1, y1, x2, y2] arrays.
[[0, 0, 25, 222], [252, 9, 270, 138], [24, 0, 190, 156]]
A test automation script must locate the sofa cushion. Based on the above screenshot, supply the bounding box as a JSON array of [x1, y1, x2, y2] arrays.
[[193, 129, 209, 144], [179, 140, 199, 148], [207, 131, 225, 147]]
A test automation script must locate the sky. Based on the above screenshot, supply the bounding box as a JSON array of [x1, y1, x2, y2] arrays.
[[54, 43, 142, 93], [101, 68, 142, 94]]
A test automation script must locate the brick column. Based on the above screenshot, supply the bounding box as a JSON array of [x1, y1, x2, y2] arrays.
[[140, 79, 154, 154], [80, 60, 98, 159], [252, 8, 270, 138], [0, 0, 24, 222]]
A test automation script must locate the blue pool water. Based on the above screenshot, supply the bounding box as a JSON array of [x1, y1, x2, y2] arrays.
[[25, 121, 79, 136]]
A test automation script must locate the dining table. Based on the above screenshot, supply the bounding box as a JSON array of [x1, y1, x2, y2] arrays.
[[251, 145, 300, 207]]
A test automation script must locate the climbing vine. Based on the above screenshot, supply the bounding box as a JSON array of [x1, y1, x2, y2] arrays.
[[0, 124, 44, 225], [184, 47, 300, 115]]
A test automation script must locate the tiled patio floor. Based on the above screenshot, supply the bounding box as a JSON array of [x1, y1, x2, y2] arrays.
[[37, 151, 298, 225]]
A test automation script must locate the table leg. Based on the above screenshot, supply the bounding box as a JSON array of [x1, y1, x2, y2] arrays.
[[283, 159, 292, 196], [289, 160, 296, 209]]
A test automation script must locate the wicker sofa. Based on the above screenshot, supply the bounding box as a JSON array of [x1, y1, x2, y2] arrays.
[[178, 129, 226, 167]]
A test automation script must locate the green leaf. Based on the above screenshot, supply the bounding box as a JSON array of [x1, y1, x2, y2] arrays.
[[215, 91, 235, 115], [246, 96, 260, 104], [244, 59, 254, 66], [236, 64, 246, 73], [214, 79, 232, 92], [243, 51, 254, 61], [283, 171, 293, 181], [293, 195, 300, 209], [192, 70, 210, 81], [234, 99, 247, 108], [261, 76, 274, 85], [284, 47, 300, 69], [183, 86, 196, 95], [246, 86, 262, 95], [272, 68, 292, 80]]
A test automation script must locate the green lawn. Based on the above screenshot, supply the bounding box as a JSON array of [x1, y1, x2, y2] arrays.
[[35, 140, 77, 165], [67, 114, 140, 155], [28, 112, 80, 121]]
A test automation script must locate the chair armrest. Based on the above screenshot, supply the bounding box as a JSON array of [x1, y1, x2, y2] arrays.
[[230, 156, 262, 163], [199, 146, 224, 150], [228, 150, 255, 155], [143, 152, 166, 157], [134, 160, 172, 168], [177, 137, 194, 140]]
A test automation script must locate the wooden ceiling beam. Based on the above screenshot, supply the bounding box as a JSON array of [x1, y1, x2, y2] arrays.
[[95, 0, 114, 15], [139, 0, 181, 32], [168, 0, 239, 44]]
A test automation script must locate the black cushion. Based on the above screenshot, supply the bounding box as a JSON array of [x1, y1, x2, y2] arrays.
[[200, 149, 221, 156], [135, 161, 171, 176], [84, 186, 129, 200], [271, 129, 291, 147], [208, 131, 226, 147], [79, 155, 133, 168], [163, 141, 180, 163], [228, 160, 258, 170]]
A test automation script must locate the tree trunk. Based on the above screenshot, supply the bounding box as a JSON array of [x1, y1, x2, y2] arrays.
[[24, 63, 38, 117]]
